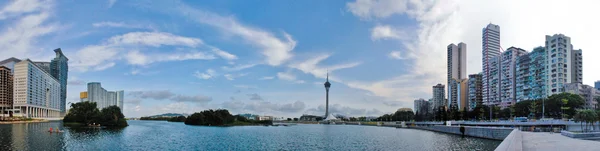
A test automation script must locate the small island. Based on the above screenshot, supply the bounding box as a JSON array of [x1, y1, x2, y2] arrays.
[[63, 101, 128, 127], [184, 109, 272, 126]]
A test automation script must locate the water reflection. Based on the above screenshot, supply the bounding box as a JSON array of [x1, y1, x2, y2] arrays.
[[0, 121, 501, 150]]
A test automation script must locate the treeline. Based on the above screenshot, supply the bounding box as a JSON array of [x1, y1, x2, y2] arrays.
[[63, 101, 128, 127], [413, 93, 588, 121], [185, 109, 272, 126], [375, 110, 414, 121]]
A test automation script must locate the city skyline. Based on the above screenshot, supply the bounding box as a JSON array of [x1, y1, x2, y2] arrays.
[[1, 0, 600, 118]]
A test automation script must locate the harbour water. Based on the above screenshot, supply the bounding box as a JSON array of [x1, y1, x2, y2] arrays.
[[0, 120, 501, 150]]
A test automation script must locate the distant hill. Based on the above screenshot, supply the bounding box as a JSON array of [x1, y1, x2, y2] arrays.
[[147, 113, 189, 118]]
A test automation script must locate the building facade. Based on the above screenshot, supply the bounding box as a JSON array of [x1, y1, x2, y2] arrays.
[[516, 47, 547, 101], [85, 82, 124, 110], [447, 43, 467, 109], [468, 73, 483, 111], [596, 81, 600, 91], [563, 83, 599, 109], [486, 56, 502, 106], [0, 66, 13, 116], [33, 62, 51, 73], [414, 98, 429, 113], [482, 23, 501, 108], [499, 47, 528, 108], [457, 79, 468, 110], [12, 59, 61, 118], [0, 58, 21, 74], [432, 84, 445, 109], [50, 48, 68, 114], [545, 34, 573, 95], [571, 49, 582, 84]]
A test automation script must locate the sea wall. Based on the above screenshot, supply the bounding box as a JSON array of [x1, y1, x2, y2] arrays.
[[413, 125, 514, 140], [561, 130, 600, 139]]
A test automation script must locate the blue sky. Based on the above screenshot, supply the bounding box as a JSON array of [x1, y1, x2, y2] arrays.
[[1, 0, 599, 118]]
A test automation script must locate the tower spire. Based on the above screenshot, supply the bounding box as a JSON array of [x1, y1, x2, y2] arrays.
[[326, 69, 329, 82]]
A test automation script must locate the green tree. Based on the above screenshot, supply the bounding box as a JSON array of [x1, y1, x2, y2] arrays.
[[168, 116, 187, 122], [293, 118, 299, 121], [63, 101, 101, 124], [574, 109, 598, 132], [98, 106, 128, 127], [529, 101, 538, 119]]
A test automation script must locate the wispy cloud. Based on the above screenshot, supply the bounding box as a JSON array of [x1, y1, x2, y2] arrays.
[[108, 0, 117, 8], [388, 51, 406, 60], [277, 71, 304, 84], [211, 47, 237, 61], [371, 25, 406, 41], [125, 50, 215, 65], [175, 2, 297, 66], [108, 32, 203, 48], [223, 73, 247, 81], [194, 69, 217, 80], [222, 63, 259, 71], [259, 76, 274, 80], [289, 54, 361, 82], [92, 21, 155, 30], [0, 0, 56, 60]]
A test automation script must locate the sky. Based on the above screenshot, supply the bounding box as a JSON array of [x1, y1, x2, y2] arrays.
[[1, 0, 599, 118]]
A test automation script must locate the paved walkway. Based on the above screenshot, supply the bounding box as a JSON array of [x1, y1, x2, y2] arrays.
[[522, 132, 600, 151]]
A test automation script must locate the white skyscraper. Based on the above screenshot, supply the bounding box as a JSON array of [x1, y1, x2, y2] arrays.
[[447, 43, 467, 109], [86, 82, 124, 110], [12, 59, 62, 118], [482, 23, 501, 106], [545, 34, 574, 95]]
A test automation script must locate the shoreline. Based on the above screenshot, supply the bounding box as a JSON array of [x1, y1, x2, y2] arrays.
[[0, 119, 50, 124]]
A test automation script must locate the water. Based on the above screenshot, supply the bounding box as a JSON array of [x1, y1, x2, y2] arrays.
[[0, 120, 501, 150]]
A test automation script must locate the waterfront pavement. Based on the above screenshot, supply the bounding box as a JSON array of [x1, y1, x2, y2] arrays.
[[522, 131, 600, 151]]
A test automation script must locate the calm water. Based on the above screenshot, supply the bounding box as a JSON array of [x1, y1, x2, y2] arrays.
[[0, 120, 501, 150]]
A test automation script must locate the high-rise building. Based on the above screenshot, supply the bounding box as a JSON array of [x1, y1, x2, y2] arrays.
[[432, 84, 445, 109], [545, 34, 574, 95], [468, 73, 483, 111], [571, 49, 582, 84], [414, 98, 428, 113], [12, 59, 61, 118], [33, 62, 51, 73], [487, 56, 502, 106], [86, 82, 124, 110], [596, 81, 600, 91], [516, 47, 547, 101], [447, 43, 467, 109], [563, 83, 599, 109], [457, 79, 469, 110], [482, 23, 501, 108], [50, 48, 68, 114], [499, 47, 528, 108], [0, 66, 13, 116], [0, 58, 21, 74], [116, 90, 124, 112]]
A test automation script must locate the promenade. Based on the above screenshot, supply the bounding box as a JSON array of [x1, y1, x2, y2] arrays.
[[521, 132, 600, 151]]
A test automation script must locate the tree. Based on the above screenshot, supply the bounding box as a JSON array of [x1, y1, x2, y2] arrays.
[[168, 116, 186, 122], [574, 109, 598, 132], [462, 107, 468, 120], [63, 102, 101, 124], [293, 118, 299, 121], [529, 101, 538, 119], [286, 118, 292, 121], [98, 106, 128, 127]]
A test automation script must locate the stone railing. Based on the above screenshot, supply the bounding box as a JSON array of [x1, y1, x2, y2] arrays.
[[494, 129, 523, 151]]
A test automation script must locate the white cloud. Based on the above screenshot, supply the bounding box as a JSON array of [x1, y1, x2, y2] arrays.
[[125, 50, 215, 65], [222, 100, 306, 114], [388, 51, 405, 60], [223, 73, 247, 81], [0, 0, 56, 60], [0, 0, 49, 20], [71, 45, 118, 72], [259, 76, 274, 80], [289, 54, 361, 81], [276, 72, 296, 81], [194, 69, 217, 79], [92, 21, 154, 30], [211, 47, 237, 60], [371, 25, 406, 40], [71, 31, 220, 71], [222, 63, 259, 71], [177, 4, 297, 66], [108, 32, 203, 48], [346, 0, 411, 20]]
